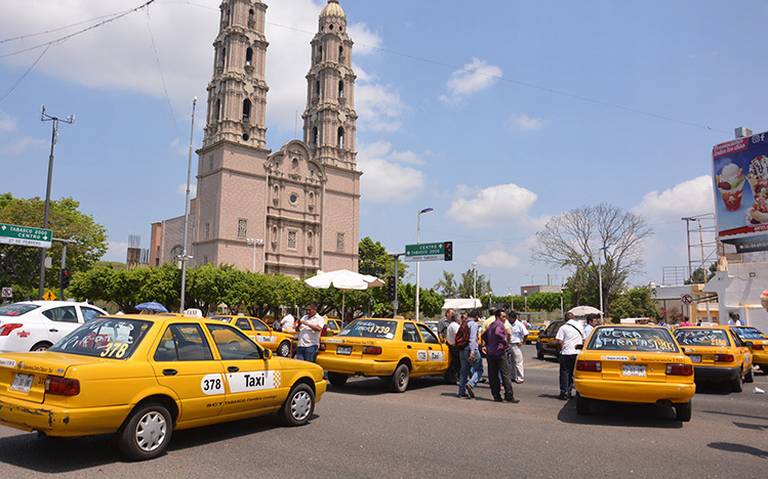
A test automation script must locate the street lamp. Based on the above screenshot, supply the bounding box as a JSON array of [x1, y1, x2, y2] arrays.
[[246, 238, 264, 273], [415, 207, 434, 322]]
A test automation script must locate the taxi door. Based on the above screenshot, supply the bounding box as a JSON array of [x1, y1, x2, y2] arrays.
[[206, 323, 281, 417], [150, 323, 226, 421], [401, 322, 428, 375], [249, 319, 279, 351], [730, 330, 753, 371], [416, 323, 450, 374]]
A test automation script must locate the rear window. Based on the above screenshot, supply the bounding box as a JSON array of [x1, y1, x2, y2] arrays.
[[338, 319, 397, 339], [0, 303, 39, 317], [544, 322, 563, 336], [732, 327, 766, 340], [674, 329, 730, 347], [589, 327, 678, 352], [50, 318, 152, 359]]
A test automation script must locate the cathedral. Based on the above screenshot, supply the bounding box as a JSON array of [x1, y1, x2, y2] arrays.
[[150, 0, 361, 277]]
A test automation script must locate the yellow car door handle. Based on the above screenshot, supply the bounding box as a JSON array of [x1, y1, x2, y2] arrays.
[[228, 366, 240, 373], [407, 345, 412, 349], [162, 369, 177, 376]]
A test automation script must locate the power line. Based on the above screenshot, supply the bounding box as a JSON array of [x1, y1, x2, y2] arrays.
[[145, 8, 177, 129], [0, 11, 131, 45], [0, 44, 50, 104], [0, 0, 155, 59]]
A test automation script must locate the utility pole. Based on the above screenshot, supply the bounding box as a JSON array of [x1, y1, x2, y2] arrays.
[[39, 106, 74, 299], [180, 97, 197, 312], [415, 207, 433, 322], [391, 253, 403, 317]]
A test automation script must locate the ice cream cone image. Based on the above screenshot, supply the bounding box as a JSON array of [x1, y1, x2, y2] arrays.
[[747, 156, 768, 223], [717, 163, 744, 211]]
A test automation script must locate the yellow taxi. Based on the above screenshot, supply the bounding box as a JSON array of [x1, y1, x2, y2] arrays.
[[525, 325, 542, 344], [574, 325, 695, 421], [211, 315, 295, 357], [674, 326, 753, 392], [729, 326, 768, 373], [0, 314, 326, 460], [324, 318, 343, 336], [316, 318, 451, 393]]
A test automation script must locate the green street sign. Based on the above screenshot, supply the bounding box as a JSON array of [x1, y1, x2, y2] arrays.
[[404, 241, 452, 262], [0, 223, 53, 249]]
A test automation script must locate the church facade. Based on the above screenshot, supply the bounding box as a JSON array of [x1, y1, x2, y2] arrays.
[[150, 0, 361, 278]]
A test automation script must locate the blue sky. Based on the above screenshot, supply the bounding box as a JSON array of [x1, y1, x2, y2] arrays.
[[1, 0, 766, 293]]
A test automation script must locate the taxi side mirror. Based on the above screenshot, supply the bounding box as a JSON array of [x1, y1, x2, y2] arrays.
[[262, 348, 272, 359], [745, 341, 754, 348]]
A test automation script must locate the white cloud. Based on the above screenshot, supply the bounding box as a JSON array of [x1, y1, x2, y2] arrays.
[[448, 183, 538, 229], [440, 58, 503, 103], [356, 83, 405, 133], [0, 112, 16, 133], [476, 248, 520, 269], [0, 137, 47, 156], [347, 22, 381, 55], [633, 175, 714, 219], [102, 241, 129, 262], [510, 113, 544, 131], [357, 142, 425, 202]]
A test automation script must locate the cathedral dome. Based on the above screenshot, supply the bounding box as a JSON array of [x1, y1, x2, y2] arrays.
[[320, 0, 346, 19]]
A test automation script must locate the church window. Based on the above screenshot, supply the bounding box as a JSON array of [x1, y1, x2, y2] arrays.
[[245, 48, 253, 66], [215, 99, 222, 122], [222, 7, 230, 26], [248, 8, 255, 26], [273, 184, 280, 206], [329, 24, 334, 31], [312, 127, 318, 145], [292, 158, 299, 169], [315, 80, 321, 96], [336, 233, 345, 253], [339, 46, 344, 62], [337, 127, 345, 149], [308, 191, 315, 211], [287, 230, 297, 250], [237, 219, 248, 239], [242, 99, 251, 123], [289, 193, 299, 206], [208, 156, 213, 171], [205, 223, 210, 239], [338, 80, 344, 98], [318, 45, 323, 62], [307, 231, 314, 253]]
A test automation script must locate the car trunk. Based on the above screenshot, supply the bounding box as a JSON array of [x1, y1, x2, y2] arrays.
[[681, 345, 730, 366], [323, 337, 387, 360], [0, 353, 94, 404], [600, 353, 673, 383]]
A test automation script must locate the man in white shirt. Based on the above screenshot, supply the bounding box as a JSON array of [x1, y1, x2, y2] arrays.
[[295, 304, 325, 363], [280, 311, 296, 333], [584, 315, 598, 340], [555, 312, 585, 400], [446, 313, 461, 383], [507, 312, 529, 383]]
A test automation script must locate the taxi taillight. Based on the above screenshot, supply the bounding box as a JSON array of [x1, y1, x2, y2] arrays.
[[715, 354, 735, 363], [666, 364, 693, 376], [362, 346, 382, 355], [576, 360, 601, 372], [45, 376, 80, 396], [0, 323, 23, 336], [752, 344, 764, 350]]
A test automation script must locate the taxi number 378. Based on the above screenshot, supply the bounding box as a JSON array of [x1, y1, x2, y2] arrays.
[[202, 378, 222, 392]]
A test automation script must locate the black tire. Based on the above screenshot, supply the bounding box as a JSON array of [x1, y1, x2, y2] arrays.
[[277, 341, 291, 358], [536, 346, 544, 360], [281, 383, 315, 427], [675, 401, 692, 422], [116, 402, 173, 461], [575, 394, 590, 415], [30, 341, 52, 352], [732, 376, 743, 393], [390, 363, 410, 393], [327, 372, 348, 387], [745, 368, 755, 383]]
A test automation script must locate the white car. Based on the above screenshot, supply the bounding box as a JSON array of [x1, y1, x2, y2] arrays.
[[0, 301, 107, 352]]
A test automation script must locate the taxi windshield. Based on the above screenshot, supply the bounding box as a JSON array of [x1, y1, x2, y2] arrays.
[[674, 329, 730, 347], [589, 327, 678, 352], [338, 319, 397, 339], [50, 318, 153, 359], [0, 303, 40, 317], [732, 327, 766, 340], [209, 316, 231, 322]]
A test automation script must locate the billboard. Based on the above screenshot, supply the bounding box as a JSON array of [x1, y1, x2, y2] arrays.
[[713, 131, 768, 252]]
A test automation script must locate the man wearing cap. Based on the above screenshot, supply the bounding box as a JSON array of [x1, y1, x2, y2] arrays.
[[295, 304, 325, 363]]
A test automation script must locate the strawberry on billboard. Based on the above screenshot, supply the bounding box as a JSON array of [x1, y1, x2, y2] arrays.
[[713, 131, 768, 252]]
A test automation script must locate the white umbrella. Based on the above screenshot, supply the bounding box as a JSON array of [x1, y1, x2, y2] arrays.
[[568, 305, 602, 317], [304, 270, 384, 320]]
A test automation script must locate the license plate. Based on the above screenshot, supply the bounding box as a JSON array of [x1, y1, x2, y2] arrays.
[[622, 365, 646, 377], [689, 355, 701, 363], [336, 346, 352, 355], [10, 373, 33, 393]]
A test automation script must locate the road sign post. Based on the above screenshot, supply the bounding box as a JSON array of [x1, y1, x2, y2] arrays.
[[0, 223, 53, 249], [1, 287, 11, 300], [404, 241, 453, 262]]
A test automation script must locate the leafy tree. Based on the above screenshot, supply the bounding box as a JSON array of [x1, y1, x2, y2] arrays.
[[358, 237, 406, 280], [0, 194, 108, 294], [685, 262, 717, 285], [609, 287, 659, 322], [457, 268, 492, 298], [434, 271, 459, 298]]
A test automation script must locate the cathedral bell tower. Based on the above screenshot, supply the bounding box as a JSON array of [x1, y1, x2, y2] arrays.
[[303, 0, 358, 170]]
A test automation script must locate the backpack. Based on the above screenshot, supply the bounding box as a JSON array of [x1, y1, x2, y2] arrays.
[[454, 321, 470, 348]]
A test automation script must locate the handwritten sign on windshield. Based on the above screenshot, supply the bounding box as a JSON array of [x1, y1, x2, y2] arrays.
[[674, 330, 728, 347], [591, 328, 676, 352]]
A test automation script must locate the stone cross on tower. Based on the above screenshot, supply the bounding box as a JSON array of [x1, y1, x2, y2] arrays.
[[203, 0, 269, 150], [303, 0, 358, 170]]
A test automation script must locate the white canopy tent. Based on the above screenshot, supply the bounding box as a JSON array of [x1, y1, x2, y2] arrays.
[[304, 269, 384, 320], [442, 298, 483, 311]]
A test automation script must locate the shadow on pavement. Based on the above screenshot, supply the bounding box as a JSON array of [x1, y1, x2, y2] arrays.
[[708, 442, 768, 459], [694, 382, 735, 395], [701, 410, 768, 421], [557, 399, 683, 429], [0, 414, 302, 473], [327, 377, 445, 396], [732, 421, 768, 431]]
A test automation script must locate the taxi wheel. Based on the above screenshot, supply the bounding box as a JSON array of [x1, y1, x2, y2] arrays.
[[117, 403, 173, 461], [390, 363, 410, 393], [675, 401, 692, 422], [536, 349, 544, 360], [575, 394, 590, 415], [732, 376, 743, 393], [281, 383, 315, 427], [745, 369, 754, 383], [327, 372, 348, 387], [277, 341, 291, 357]]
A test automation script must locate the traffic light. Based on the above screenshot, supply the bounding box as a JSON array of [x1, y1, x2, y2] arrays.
[[387, 277, 397, 301], [444, 241, 453, 261], [60, 268, 71, 290]]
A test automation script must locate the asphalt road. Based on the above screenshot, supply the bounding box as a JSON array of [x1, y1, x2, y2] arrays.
[[0, 344, 765, 478]]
